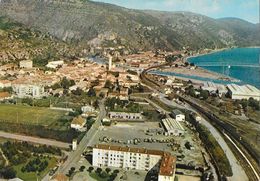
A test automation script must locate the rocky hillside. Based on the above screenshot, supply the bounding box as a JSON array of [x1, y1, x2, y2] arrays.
[[0, 0, 259, 54], [0, 16, 83, 64]]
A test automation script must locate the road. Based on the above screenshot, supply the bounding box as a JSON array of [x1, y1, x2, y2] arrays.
[[0, 131, 70, 149], [42, 99, 106, 181]]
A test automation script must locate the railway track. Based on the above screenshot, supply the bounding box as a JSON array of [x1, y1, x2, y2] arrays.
[[140, 63, 260, 181]]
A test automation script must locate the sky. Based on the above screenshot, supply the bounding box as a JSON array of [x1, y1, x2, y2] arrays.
[[92, 0, 260, 23]]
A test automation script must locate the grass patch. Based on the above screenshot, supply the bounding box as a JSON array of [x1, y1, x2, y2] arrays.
[[0, 104, 68, 126]]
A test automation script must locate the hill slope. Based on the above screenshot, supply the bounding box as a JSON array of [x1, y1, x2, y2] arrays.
[[0, 16, 81, 64], [0, 0, 259, 53]]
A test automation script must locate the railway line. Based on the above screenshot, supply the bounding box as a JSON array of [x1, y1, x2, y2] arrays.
[[140, 63, 260, 181]]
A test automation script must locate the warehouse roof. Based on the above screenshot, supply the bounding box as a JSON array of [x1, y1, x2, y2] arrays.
[[227, 84, 260, 96], [162, 118, 185, 132]]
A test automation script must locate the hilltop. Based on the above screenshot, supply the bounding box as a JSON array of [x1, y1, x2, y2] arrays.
[[0, 0, 259, 55]]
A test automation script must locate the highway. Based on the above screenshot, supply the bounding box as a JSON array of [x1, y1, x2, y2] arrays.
[[0, 131, 70, 149], [42, 99, 106, 181]]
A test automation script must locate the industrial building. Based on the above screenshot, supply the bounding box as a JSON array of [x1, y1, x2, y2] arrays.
[[93, 144, 176, 181], [227, 84, 260, 100], [161, 118, 185, 136], [202, 82, 227, 96], [171, 109, 185, 121]]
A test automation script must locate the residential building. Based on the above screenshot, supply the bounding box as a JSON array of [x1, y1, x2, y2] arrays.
[[81, 105, 95, 113], [227, 84, 260, 100], [93, 144, 176, 181], [0, 80, 11, 88], [108, 112, 143, 120], [171, 109, 185, 121], [161, 118, 185, 136], [12, 84, 45, 98], [0, 92, 12, 101], [71, 116, 86, 130], [19, 60, 33, 68], [158, 154, 176, 181]]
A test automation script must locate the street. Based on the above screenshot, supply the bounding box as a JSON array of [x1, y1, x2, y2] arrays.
[[0, 131, 70, 149], [42, 99, 106, 181]]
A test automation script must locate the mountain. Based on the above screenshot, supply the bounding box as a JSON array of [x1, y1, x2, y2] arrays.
[[0, 0, 259, 54], [0, 16, 82, 64]]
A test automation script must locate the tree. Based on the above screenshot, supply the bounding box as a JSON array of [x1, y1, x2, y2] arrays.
[[0, 167, 16, 179], [96, 167, 102, 174], [104, 80, 113, 89], [200, 90, 209, 100], [87, 87, 96, 97], [61, 77, 71, 89], [72, 88, 83, 96], [88, 166, 94, 173], [105, 168, 111, 173], [79, 166, 85, 172]]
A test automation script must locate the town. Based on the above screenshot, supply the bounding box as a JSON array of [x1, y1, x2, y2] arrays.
[[0, 47, 260, 181]]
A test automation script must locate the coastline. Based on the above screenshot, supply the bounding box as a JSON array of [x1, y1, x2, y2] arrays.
[[154, 48, 240, 85]]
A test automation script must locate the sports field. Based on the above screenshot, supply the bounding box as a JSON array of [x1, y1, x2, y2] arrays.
[[0, 104, 67, 126]]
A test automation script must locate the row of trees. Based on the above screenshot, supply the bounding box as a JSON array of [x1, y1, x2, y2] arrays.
[[21, 157, 48, 173]]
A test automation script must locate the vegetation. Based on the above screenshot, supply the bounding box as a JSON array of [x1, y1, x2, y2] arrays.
[[0, 141, 59, 180], [89, 167, 118, 181], [0, 104, 67, 126], [187, 115, 232, 176], [105, 97, 141, 113]]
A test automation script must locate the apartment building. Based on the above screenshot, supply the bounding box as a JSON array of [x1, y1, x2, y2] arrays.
[[12, 84, 45, 98], [93, 144, 176, 181], [108, 112, 143, 120]]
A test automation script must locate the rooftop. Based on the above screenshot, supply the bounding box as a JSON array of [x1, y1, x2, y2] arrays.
[[159, 154, 176, 176], [71, 116, 86, 126], [172, 109, 183, 115], [0, 92, 11, 98], [94, 144, 165, 156], [227, 84, 260, 96], [162, 118, 185, 131]]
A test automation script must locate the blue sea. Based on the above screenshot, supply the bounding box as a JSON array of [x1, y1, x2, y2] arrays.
[[188, 48, 260, 88]]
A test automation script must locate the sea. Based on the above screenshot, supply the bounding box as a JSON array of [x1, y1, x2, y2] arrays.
[[152, 48, 260, 88], [188, 48, 260, 88]]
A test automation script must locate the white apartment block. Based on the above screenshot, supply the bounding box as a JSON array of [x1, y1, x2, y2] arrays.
[[93, 145, 176, 181], [12, 84, 45, 98], [108, 112, 143, 120]]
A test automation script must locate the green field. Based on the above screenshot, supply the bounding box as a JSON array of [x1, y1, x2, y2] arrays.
[[0, 104, 67, 126]]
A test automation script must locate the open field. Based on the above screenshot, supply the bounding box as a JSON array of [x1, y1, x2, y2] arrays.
[[0, 104, 67, 126]]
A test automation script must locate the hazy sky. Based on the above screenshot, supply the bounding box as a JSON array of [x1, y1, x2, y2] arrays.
[[92, 0, 260, 23]]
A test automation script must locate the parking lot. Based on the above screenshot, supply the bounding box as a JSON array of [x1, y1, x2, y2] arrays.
[[89, 121, 205, 167]]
